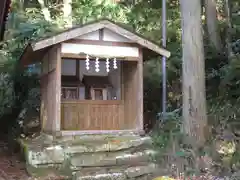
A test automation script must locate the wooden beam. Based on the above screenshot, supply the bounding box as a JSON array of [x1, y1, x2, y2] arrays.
[[120, 62, 124, 102], [101, 20, 171, 58], [61, 129, 145, 136], [76, 59, 79, 76], [40, 46, 62, 133], [32, 22, 105, 51], [55, 44, 61, 132], [65, 39, 139, 47], [137, 48, 143, 131], [61, 53, 139, 61], [61, 100, 123, 105], [99, 28, 104, 40]]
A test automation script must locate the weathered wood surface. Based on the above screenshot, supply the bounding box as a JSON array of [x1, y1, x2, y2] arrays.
[[61, 53, 139, 61], [137, 48, 143, 130], [61, 100, 126, 130], [31, 20, 170, 58], [66, 39, 139, 47], [40, 45, 61, 133], [123, 61, 138, 130]]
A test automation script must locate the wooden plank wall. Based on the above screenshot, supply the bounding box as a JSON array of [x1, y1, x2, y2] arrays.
[[60, 48, 143, 132], [122, 61, 139, 129], [40, 45, 61, 133], [61, 100, 124, 130]]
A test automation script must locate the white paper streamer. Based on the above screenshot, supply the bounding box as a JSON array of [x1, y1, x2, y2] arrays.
[[106, 58, 110, 72], [95, 57, 100, 72], [113, 58, 117, 69], [85, 54, 90, 70]]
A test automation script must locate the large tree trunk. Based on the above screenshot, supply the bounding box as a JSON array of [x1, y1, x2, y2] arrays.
[[62, 0, 72, 28], [37, 0, 52, 22], [180, 0, 207, 147], [224, 0, 233, 58], [204, 0, 222, 51]]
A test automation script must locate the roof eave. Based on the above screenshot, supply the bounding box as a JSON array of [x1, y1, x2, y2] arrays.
[[30, 19, 171, 58]]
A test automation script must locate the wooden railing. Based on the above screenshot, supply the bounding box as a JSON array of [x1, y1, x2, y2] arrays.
[[61, 100, 124, 130]]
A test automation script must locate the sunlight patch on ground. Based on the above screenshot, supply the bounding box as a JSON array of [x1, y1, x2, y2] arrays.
[[153, 176, 175, 180]]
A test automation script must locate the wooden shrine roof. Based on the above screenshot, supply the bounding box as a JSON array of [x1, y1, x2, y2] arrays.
[[0, 0, 11, 40], [19, 19, 171, 66], [30, 19, 170, 58], [82, 75, 112, 88]]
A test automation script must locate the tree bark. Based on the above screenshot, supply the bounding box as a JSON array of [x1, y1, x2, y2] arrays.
[[204, 0, 222, 51], [180, 0, 207, 147], [62, 0, 72, 28], [37, 0, 52, 22], [225, 0, 233, 58]]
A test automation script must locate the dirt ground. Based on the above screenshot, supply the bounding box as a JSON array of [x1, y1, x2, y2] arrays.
[[0, 141, 30, 180], [0, 140, 72, 180]]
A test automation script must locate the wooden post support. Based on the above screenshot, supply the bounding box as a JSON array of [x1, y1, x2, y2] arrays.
[[137, 48, 143, 131]]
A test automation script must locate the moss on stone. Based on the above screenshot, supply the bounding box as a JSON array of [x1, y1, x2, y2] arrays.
[[19, 133, 156, 180]]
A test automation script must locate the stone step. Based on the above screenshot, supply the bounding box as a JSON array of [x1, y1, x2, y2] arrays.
[[19, 133, 156, 179], [72, 164, 159, 180], [22, 135, 152, 167], [63, 136, 152, 154], [55, 133, 144, 144], [70, 149, 156, 169], [25, 163, 71, 179]]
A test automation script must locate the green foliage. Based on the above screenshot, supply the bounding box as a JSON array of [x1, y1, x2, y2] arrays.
[[152, 108, 182, 158], [72, 0, 128, 24], [0, 0, 239, 176], [151, 109, 204, 176], [206, 100, 240, 174], [0, 74, 14, 117], [232, 40, 240, 54]]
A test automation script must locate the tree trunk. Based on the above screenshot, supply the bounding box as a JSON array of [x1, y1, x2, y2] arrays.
[[204, 0, 222, 51], [62, 0, 72, 28], [37, 0, 52, 22], [225, 0, 233, 58], [19, 0, 25, 11], [180, 0, 207, 147]]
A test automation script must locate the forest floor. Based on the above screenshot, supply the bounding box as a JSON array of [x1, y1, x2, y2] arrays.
[[0, 141, 30, 180], [0, 140, 66, 180], [0, 139, 231, 180]]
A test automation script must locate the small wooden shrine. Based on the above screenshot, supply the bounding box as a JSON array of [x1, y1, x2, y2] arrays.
[[20, 19, 170, 136]]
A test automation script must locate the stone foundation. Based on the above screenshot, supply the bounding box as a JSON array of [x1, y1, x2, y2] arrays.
[[19, 133, 162, 180]]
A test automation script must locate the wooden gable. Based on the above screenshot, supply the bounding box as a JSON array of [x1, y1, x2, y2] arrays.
[[75, 28, 132, 42], [20, 19, 171, 66], [31, 19, 170, 57]]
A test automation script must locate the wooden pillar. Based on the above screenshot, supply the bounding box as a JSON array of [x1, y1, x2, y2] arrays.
[[123, 61, 136, 129], [54, 45, 61, 132], [122, 49, 143, 131], [40, 45, 61, 134], [137, 48, 143, 131]]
